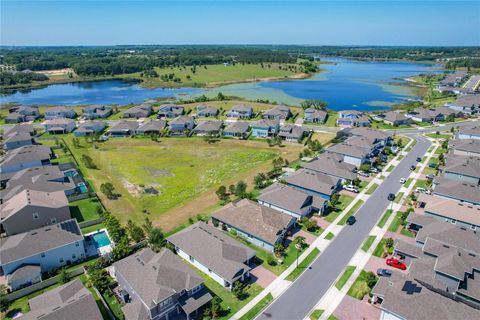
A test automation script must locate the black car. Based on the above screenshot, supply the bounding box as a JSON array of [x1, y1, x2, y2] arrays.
[[388, 193, 396, 201], [377, 268, 393, 277], [410, 165, 416, 170], [346, 216, 356, 225], [416, 157, 422, 162], [429, 163, 437, 168]]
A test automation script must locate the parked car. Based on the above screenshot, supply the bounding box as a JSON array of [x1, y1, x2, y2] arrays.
[[410, 165, 416, 170], [415, 187, 427, 193], [399, 178, 406, 184], [387, 193, 396, 201], [416, 157, 422, 162], [386, 258, 407, 270], [346, 216, 356, 225], [391, 146, 399, 154], [370, 167, 379, 173], [426, 174, 434, 180], [380, 155, 388, 162], [344, 185, 359, 193], [429, 162, 437, 168], [358, 171, 370, 177], [377, 268, 393, 277]]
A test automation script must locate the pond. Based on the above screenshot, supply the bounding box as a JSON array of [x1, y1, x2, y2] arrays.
[[0, 58, 442, 111]]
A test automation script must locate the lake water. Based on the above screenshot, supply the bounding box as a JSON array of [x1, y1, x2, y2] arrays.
[[1, 57, 442, 111]]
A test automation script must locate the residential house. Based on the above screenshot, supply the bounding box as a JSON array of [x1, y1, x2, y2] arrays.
[[303, 153, 357, 183], [326, 138, 372, 167], [415, 193, 480, 230], [278, 124, 306, 143], [262, 105, 291, 120], [123, 104, 153, 118], [157, 104, 184, 118], [73, 121, 106, 137], [44, 106, 76, 120], [337, 110, 370, 127], [167, 222, 256, 289], [82, 105, 112, 119], [303, 108, 327, 123], [377, 111, 413, 126], [0, 145, 53, 174], [168, 116, 195, 135], [136, 120, 167, 135], [3, 124, 34, 137], [432, 177, 480, 205], [447, 95, 480, 115], [258, 183, 327, 218], [1, 165, 78, 202], [5, 106, 40, 123], [449, 139, 480, 157], [113, 248, 212, 320], [0, 219, 86, 289], [406, 108, 445, 123], [211, 199, 295, 252], [192, 120, 223, 136], [0, 189, 70, 235], [251, 119, 279, 138], [196, 104, 219, 117], [441, 154, 480, 185], [107, 121, 139, 137], [285, 168, 341, 200], [435, 106, 463, 119], [223, 122, 250, 139], [226, 105, 253, 119], [3, 132, 34, 151], [18, 279, 103, 319], [458, 126, 480, 140], [43, 118, 76, 134]]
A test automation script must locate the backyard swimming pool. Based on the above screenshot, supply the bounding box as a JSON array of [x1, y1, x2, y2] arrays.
[[86, 230, 111, 249]]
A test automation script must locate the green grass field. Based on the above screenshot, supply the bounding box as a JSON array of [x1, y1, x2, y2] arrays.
[[366, 183, 378, 195], [69, 198, 102, 222], [388, 212, 404, 232], [377, 209, 393, 228], [64, 136, 301, 229], [335, 266, 356, 290], [324, 195, 355, 223], [286, 248, 320, 281], [373, 238, 388, 257], [361, 235, 376, 252]]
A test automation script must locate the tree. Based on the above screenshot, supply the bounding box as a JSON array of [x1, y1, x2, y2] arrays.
[[142, 217, 153, 234], [216, 186, 229, 202], [359, 164, 371, 172], [294, 236, 307, 250], [88, 269, 112, 293], [204, 296, 223, 319], [234, 180, 247, 198], [81, 154, 97, 169], [127, 220, 145, 243], [228, 184, 236, 195], [274, 243, 285, 257], [396, 138, 403, 148], [300, 99, 327, 110], [0, 285, 9, 313], [365, 271, 378, 288], [253, 173, 268, 189], [301, 218, 318, 232], [72, 137, 80, 148], [231, 281, 246, 300], [112, 236, 132, 260], [385, 238, 394, 249], [59, 268, 70, 284], [272, 157, 284, 170], [100, 182, 116, 200], [147, 227, 165, 252], [329, 192, 340, 207]]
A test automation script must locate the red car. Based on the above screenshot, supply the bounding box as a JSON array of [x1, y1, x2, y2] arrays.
[[386, 258, 407, 270]]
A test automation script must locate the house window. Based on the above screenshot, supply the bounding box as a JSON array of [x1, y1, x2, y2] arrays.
[[59, 258, 64, 264], [72, 254, 76, 259], [75, 242, 80, 247], [192, 284, 202, 294], [189, 255, 194, 263], [33, 213, 39, 220], [41, 252, 46, 258], [451, 220, 456, 224], [51, 218, 57, 224], [471, 225, 477, 230]]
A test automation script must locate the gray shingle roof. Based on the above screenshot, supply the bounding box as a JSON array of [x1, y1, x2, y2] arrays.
[[450, 139, 480, 154], [433, 177, 480, 204], [443, 154, 480, 178], [303, 154, 356, 180], [108, 121, 139, 132], [285, 169, 339, 196], [224, 121, 250, 134], [136, 120, 167, 133], [167, 222, 255, 282], [3, 124, 34, 136], [211, 199, 294, 245], [193, 120, 223, 133], [1, 145, 52, 167]]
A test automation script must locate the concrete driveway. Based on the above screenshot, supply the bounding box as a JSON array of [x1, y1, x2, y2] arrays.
[[333, 295, 380, 320], [249, 265, 277, 288]]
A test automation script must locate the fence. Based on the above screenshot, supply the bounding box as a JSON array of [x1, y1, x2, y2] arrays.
[[78, 218, 105, 229], [6, 267, 85, 301]]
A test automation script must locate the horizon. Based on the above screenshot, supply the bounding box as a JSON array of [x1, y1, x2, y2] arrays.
[[2, 1, 479, 46]]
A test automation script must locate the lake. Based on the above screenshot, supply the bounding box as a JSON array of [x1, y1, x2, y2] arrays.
[[0, 58, 442, 111]]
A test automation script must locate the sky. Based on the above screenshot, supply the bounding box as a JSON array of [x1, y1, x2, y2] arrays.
[[1, 1, 479, 46]]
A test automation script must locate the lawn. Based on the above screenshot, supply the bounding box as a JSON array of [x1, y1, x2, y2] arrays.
[[414, 179, 429, 190], [239, 293, 273, 320], [325, 232, 335, 240], [81, 222, 105, 235], [64, 136, 302, 230], [310, 132, 336, 146], [324, 195, 355, 223], [386, 165, 394, 172], [102, 290, 124, 319], [373, 238, 388, 257], [425, 132, 452, 139], [122, 63, 301, 88], [69, 198, 103, 222], [285, 248, 320, 281], [366, 183, 378, 195], [400, 228, 416, 238], [310, 309, 324, 320], [388, 212, 403, 232], [361, 235, 376, 252], [377, 209, 393, 228], [404, 178, 413, 188], [338, 200, 364, 225], [394, 192, 404, 204], [325, 112, 339, 127], [347, 270, 377, 300], [335, 266, 356, 290]]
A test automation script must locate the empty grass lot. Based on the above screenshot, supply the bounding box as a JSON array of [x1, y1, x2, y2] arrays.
[[361, 235, 376, 252], [286, 248, 321, 281], [335, 266, 356, 290], [64, 136, 302, 230], [377, 209, 393, 228]]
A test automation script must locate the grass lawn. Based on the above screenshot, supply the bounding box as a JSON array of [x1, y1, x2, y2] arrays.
[[404, 178, 413, 188], [310, 132, 336, 146], [361, 235, 376, 252], [400, 228, 416, 238], [239, 293, 273, 320], [347, 270, 376, 300], [122, 63, 300, 88], [366, 183, 378, 195], [388, 212, 403, 232], [310, 310, 324, 320], [64, 136, 302, 230], [325, 232, 335, 240], [386, 165, 394, 172], [78, 275, 112, 320], [335, 266, 356, 290], [69, 198, 102, 222], [414, 179, 429, 190], [285, 248, 320, 281], [325, 112, 339, 127], [377, 209, 393, 228], [338, 200, 364, 225], [81, 222, 105, 234], [324, 195, 355, 223], [425, 132, 452, 139], [394, 192, 404, 204], [373, 238, 388, 258], [102, 290, 124, 319]]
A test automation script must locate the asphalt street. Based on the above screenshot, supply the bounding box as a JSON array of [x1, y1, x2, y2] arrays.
[[256, 135, 432, 320]]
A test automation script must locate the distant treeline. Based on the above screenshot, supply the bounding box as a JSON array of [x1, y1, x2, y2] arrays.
[[445, 58, 480, 69], [0, 46, 297, 76], [0, 71, 48, 86]]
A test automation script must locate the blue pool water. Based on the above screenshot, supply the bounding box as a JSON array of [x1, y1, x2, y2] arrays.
[[87, 231, 111, 248], [78, 183, 88, 193]]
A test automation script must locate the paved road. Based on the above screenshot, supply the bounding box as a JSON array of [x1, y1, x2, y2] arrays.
[[256, 135, 431, 320]]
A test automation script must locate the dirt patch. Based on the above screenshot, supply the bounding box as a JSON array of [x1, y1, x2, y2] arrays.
[[144, 167, 175, 177], [119, 177, 142, 196]]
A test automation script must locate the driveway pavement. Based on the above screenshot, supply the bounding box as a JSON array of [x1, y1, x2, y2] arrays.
[[333, 295, 380, 320], [255, 136, 431, 320], [250, 265, 277, 288]]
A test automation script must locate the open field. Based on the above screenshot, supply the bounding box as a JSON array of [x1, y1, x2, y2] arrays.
[[63, 136, 302, 230], [121, 63, 306, 88]]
